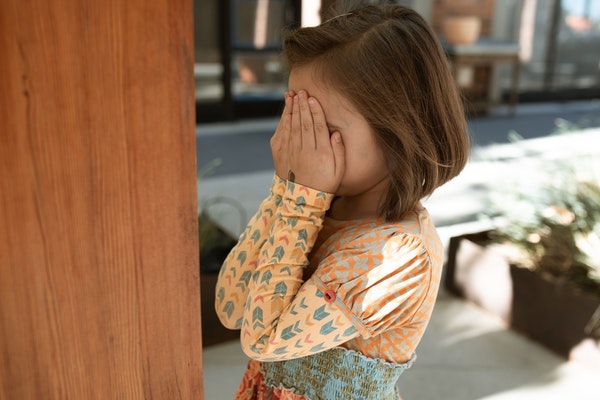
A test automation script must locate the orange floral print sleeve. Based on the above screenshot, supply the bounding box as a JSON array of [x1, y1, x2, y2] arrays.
[[215, 177, 440, 363]]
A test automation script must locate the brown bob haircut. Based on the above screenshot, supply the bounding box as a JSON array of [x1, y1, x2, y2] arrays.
[[283, 4, 470, 221]]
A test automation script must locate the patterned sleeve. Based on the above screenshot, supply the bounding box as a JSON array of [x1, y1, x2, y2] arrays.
[[311, 233, 435, 338], [215, 174, 287, 329], [241, 207, 437, 362], [240, 180, 353, 361]]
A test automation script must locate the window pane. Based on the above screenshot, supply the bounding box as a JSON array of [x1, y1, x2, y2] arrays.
[[555, 0, 600, 88], [195, 0, 223, 102], [233, 52, 287, 99], [516, 0, 600, 92], [233, 0, 288, 49]]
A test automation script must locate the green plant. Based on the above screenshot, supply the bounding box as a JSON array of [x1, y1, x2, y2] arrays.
[[198, 211, 237, 273], [481, 135, 600, 296], [488, 178, 600, 295], [197, 159, 240, 273]]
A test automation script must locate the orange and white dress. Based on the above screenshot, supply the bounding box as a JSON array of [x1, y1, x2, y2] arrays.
[[215, 175, 444, 399]]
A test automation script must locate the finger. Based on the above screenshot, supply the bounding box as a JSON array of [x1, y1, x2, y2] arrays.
[[280, 92, 293, 127], [282, 97, 292, 140], [298, 91, 315, 149], [273, 92, 291, 141], [282, 92, 293, 130], [271, 93, 292, 152], [291, 94, 302, 149], [285, 90, 296, 113], [284, 91, 294, 114], [279, 92, 288, 120], [308, 97, 329, 149], [331, 131, 346, 181]]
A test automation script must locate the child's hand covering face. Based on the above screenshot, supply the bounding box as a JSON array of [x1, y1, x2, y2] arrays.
[[270, 89, 346, 194], [282, 64, 389, 219], [287, 91, 346, 194]]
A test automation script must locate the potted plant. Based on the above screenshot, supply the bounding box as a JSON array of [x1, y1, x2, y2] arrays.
[[198, 206, 240, 347], [445, 132, 600, 364], [197, 160, 244, 346]]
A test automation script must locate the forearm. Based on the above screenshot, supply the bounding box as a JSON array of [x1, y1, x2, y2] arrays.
[[241, 182, 341, 359], [215, 174, 286, 329]]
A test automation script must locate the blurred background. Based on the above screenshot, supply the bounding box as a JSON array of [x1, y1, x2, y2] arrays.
[[194, 0, 600, 122]]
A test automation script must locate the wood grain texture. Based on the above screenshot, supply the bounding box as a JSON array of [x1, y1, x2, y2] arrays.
[[0, 0, 203, 398]]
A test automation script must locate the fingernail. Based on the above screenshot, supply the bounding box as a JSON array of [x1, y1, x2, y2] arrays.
[[308, 97, 316, 107], [333, 132, 341, 143]]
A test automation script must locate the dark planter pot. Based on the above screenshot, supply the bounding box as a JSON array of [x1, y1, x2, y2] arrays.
[[510, 265, 600, 358], [199, 213, 237, 274], [445, 231, 513, 321], [200, 272, 240, 347], [445, 231, 600, 362], [199, 214, 239, 347]]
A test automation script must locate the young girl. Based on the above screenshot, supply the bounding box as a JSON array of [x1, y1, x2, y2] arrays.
[[215, 4, 469, 399]]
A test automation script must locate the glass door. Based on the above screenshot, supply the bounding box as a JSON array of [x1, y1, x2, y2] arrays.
[[195, 0, 226, 121], [229, 0, 299, 118], [195, 0, 299, 122], [231, 0, 293, 100]]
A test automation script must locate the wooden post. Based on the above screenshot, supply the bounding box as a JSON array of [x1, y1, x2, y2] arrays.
[[0, 0, 203, 398]]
